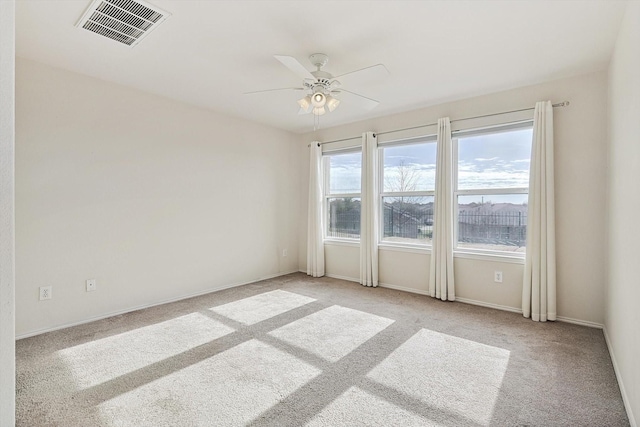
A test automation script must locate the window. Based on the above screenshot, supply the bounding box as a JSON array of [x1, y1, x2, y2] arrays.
[[380, 138, 437, 245], [324, 150, 362, 239], [454, 123, 533, 254]]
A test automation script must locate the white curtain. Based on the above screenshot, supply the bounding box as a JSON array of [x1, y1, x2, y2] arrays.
[[307, 142, 325, 277], [429, 118, 455, 301], [522, 101, 556, 321], [360, 132, 379, 287]]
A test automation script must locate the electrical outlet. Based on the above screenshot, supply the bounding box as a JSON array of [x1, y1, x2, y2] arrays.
[[86, 279, 97, 292], [494, 271, 503, 283], [39, 286, 52, 301], [282, 249, 288, 257]]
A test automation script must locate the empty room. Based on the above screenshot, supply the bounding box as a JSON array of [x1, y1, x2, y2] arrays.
[[1, 0, 639, 426]]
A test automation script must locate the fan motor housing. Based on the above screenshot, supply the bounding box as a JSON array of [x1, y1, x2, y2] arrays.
[[309, 53, 329, 69], [312, 70, 332, 80]]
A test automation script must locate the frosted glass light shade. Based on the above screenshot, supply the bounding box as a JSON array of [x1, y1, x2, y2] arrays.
[[311, 92, 326, 108], [297, 95, 312, 112], [326, 95, 340, 112]]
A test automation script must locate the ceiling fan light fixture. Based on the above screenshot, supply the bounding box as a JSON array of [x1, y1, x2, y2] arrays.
[[311, 92, 326, 108], [249, 54, 386, 129], [326, 95, 341, 112], [297, 95, 312, 112]]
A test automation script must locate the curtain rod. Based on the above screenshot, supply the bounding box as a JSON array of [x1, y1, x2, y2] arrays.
[[310, 101, 569, 147]]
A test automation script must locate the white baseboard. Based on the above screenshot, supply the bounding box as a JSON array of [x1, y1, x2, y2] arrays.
[[306, 272, 607, 329], [556, 315, 603, 329], [327, 275, 604, 329], [15, 270, 299, 340], [455, 296, 523, 314], [378, 282, 429, 296], [325, 273, 359, 283], [603, 326, 637, 427], [452, 298, 605, 328]]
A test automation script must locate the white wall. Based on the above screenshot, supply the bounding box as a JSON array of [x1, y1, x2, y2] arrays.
[[0, 1, 16, 424], [299, 71, 609, 326], [15, 59, 300, 337], [606, 3, 640, 425]]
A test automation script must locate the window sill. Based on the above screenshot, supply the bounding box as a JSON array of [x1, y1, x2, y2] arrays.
[[378, 243, 431, 255], [453, 250, 525, 264], [323, 239, 360, 248]]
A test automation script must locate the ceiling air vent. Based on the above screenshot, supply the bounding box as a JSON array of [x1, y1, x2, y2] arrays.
[[76, 0, 170, 47]]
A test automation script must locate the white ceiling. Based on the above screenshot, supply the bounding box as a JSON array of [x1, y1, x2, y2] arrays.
[[16, 0, 627, 134]]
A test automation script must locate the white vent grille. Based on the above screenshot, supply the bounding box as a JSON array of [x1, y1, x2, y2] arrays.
[[76, 0, 170, 47]]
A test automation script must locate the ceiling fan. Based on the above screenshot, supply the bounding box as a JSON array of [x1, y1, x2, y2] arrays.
[[245, 53, 388, 117]]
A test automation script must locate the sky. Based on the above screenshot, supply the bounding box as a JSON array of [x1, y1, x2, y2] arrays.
[[458, 128, 532, 190], [328, 128, 533, 203]]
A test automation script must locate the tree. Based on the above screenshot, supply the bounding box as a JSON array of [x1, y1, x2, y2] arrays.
[[384, 161, 429, 239], [385, 160, 420, 195]]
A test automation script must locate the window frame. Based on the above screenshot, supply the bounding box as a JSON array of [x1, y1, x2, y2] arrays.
[[378, 136, 437, 248], [452, 121, 533, 258], [323, 147, 362, 242]]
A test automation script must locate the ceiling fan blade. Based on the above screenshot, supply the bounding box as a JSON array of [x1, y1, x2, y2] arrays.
[[335, 89, 380, 111], [332, 64, 389, 84], [244, 87, 304, 95], [274, 55, 315, 80]]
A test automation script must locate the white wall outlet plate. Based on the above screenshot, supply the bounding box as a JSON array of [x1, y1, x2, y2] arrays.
[[282, 249, 288, 257], [494, 271, 503, 283], [39, 286, 52, 300], [86, 279, 97, 292]]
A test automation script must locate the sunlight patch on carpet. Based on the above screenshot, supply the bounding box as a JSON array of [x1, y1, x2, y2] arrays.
[[57, 312, 234, 389], [306, 386, 435, 426], [366, 329, 510, 426], [210, 289, 316, 325], [97, 339, 321, 426], [268, 305, 394, 362]]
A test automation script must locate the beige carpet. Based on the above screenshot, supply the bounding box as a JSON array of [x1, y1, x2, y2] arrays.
[[16, 273, 629, 426]]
